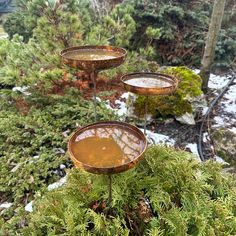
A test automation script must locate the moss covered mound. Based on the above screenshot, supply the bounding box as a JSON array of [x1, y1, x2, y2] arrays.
[[213, 128, 236, 167], [6, 146, 236, 235], [134, 66, 202, 117]]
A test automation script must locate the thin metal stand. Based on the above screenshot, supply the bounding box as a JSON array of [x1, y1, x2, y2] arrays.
[[144, 96, 148, 135], [90, 71, 97, 122], [108, 175, 112, 210]]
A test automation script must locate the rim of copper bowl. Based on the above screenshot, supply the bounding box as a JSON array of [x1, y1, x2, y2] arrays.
[[60, 45, 127, 62], [67, 121, 147, 172], [121, 72, 178, 91]]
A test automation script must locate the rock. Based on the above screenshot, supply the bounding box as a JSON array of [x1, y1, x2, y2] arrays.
[[187, 94, 207, 114], [176, 112, 195, 125], [212, 128, 236, 167], [47, 175, 67, 191]]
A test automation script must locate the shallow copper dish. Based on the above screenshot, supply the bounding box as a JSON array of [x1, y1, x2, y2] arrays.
[[60, 45, 127, 72], [68, 121, 147, 175], [121, 72, 178, 95]]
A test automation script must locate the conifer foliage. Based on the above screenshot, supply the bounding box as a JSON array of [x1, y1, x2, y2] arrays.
[[20, 146, 236, 235]]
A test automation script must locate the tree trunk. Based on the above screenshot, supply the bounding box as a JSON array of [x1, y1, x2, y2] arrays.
[[199, 0, 226, 93]]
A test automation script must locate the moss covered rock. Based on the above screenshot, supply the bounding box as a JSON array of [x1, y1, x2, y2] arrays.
[[213, 128, 236, 167], [134, 66, 202, 117]]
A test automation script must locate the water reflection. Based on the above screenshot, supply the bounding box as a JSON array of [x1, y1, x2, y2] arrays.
[[63, 49, 122, 61], [124, 77, 171, 88], [71, 126, 145, 168]]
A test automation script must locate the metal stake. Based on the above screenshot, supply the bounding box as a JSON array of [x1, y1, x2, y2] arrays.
[[108, 175, 112, 210], [144, 96, 148, 135], [90, 71, 97, 122]]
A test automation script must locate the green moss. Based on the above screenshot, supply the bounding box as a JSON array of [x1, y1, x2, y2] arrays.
[[134, 66, 202, 117], [212, 129, 236, 167]]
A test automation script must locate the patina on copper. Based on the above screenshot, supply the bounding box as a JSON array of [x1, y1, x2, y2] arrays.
[[60, 45, 127, 72], [121, 72, 178, 96], [68, 121, 147, 175]]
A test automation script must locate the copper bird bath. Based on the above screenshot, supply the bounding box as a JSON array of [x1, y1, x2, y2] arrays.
[[61, 46, 127, 122], [68, 121, 147, 211], [121, 72, 178, 134]]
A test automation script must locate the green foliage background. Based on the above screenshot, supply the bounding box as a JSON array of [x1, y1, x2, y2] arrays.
[[4, 0, 236, 69], [0, 0, 236, 234]]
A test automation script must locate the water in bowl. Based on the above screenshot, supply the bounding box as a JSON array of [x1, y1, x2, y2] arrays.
[[124, 77, 171, 88], [63, 49, 122, 61], [71, 126, 145, 168]]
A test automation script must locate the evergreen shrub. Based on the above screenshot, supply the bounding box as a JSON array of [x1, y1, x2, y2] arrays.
[[14, 146, 236, 235]]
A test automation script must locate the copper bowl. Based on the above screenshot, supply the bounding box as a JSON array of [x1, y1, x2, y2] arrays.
[[121, 72, 178, 96], [68, 121, 147, 175], [60, 45, 127, 72]]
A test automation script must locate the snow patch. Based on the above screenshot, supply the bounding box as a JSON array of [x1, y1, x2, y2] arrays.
[[96, 97, 101, 102], [104, 100, 113, 110], [202, 106, 209, 115], [213, 116, 225, 127], [0, 202, 12, 209], [25, 201, 33, 212], [202, 132, 209, 143], [215, 156, 229, 165], [115, 99, 127, 117], [223, 84, 236, 115], [60, 164, 66, 169], [114, 93, 130, 117], [47, 175, 67, 191], [230, 127, 236, 134], [140, 129, 175, 146], [12, 86, 31, 96], [208, 74, 229, 90], [185, 143, 201, 161]]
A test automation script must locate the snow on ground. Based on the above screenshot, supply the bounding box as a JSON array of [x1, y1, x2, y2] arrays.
[[202, 132, 209, 143], [47, 175, 67, 191], [215, 156, 229, 165], [114, 92, 130, 117], [213, 116, 225, 128], [12, 86, 31, 96], [0, 202, 12, 209], [25, 201, 34, 212], [60, 164, 66, 169], [208, 74, 229, 90], [195, 71, 236, 130], [223, 83, 236, 115], [185, 143, 201, 161], [230, 127, 236, 134], [139, 128, 175, 146]]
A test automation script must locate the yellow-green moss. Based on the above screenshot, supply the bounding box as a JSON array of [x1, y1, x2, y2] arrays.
[[134, 66, 202, 117]]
